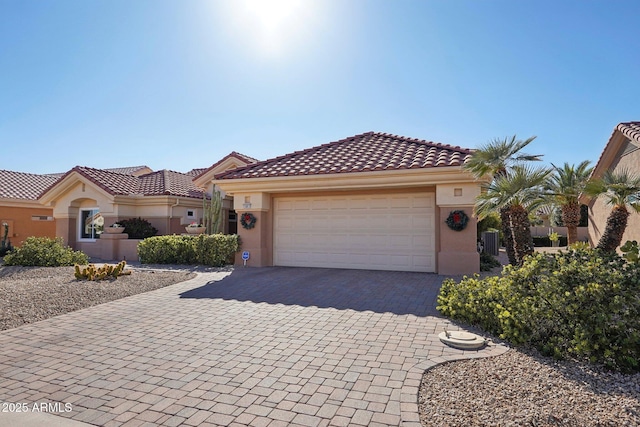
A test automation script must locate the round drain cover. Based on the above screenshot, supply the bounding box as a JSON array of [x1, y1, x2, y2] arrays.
[[446, 331, 477, 341], [438, 330, 487, 350]]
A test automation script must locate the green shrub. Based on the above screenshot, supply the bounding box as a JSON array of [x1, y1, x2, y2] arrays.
[[118, 217, 158, 239], [437, 247, 640, 372], [621, 240, 639, 264], [480, 251, 502, 271], [137, 234, 239, 267], [3, 237, 88, 266]]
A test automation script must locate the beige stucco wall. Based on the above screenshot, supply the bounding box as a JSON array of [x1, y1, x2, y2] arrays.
[[436, 184, 480, 275], [42, 176, 207, 258], [588, 146, 640, 246], [229, 183, 481, 274], [234, 209, 272, 267]]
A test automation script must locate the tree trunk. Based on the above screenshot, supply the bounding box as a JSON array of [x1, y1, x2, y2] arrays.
[[510, 204, 534, 265], [597, 205, 629, 253], [500, 207, 517, 265], [562, 202, 581, 245]]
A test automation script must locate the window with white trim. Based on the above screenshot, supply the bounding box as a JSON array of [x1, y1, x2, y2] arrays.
[[80, 208, 103, 239]]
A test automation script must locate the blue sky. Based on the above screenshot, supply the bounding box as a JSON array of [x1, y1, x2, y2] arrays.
[[1, 0, 639, 175]]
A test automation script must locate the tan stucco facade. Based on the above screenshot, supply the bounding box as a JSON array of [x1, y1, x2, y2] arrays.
[[216, 168, 482, 275], [39, 174, 204, 259], [0, 200, 55, 247]]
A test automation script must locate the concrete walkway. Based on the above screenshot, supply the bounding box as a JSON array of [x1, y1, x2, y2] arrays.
[[0, 267, 507, 427]]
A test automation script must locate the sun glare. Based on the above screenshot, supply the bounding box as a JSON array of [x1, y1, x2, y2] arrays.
[[225, 0, 317, 57]]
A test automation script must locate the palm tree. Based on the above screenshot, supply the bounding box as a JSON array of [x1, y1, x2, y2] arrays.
[[544, 161, 593, 245], [475, 165, 551, 265], [585, 169, 640, 252], [464, 135, 543, 265], [464, 135, 543, 179]]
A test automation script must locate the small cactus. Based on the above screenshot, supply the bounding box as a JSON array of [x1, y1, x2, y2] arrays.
[[74, 261, 130, 281]]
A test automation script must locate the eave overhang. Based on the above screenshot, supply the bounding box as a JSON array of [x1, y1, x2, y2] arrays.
[[214, 166, 479, 195]]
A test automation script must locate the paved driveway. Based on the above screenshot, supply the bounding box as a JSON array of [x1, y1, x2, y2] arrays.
[[0, 267, 506, 427]]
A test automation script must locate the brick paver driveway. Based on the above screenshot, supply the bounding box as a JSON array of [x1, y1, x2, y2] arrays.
[[0, 267, 506, 426]]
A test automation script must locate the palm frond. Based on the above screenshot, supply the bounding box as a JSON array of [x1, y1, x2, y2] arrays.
[[464, 135, 543, 179], [474, 164, 551, 218], [586, 168, 640, 208]]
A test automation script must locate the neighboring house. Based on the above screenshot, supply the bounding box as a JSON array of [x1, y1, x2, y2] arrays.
[[36, 153, 256, 260], [0, 170, 60, 246], [212, 132, 481, 275], [587, 121, 640, 246]]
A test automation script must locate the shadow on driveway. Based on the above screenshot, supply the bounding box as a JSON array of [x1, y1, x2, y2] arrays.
[[179, 266, 444, 317]]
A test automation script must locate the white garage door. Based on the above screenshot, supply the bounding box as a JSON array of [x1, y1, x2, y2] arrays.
[[273, 193, 435, 272]]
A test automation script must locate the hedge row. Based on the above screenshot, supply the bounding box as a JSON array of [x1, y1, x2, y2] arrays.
[[137, 234, 239, 267], [437, 247, 640, 372]]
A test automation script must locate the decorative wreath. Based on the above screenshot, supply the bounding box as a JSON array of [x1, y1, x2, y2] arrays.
[[240, 212, 257, 230], [446, 210, 469, 231]]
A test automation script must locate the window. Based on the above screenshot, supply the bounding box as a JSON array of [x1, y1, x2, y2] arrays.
[[80, 208, 103, 239]]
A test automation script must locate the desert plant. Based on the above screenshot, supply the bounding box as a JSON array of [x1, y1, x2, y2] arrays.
[[3, 237, 88, 266], [544, 161, 593, 245], [464, 135, 544, 265], [437, 247, 640, 372], [118, 217, 158, 239], [74, 261, 131, 280], [475, 165, 551, 265], [203, 190, 223, 234], [0, 222, 13, 257]]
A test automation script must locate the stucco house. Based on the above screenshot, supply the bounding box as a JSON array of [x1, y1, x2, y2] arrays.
[[3, 134, 481, 274], [0, 170, 60, 246], [212, 132, 482, 275], [34, 152, 257, 261], [587, 121, 640, 246]]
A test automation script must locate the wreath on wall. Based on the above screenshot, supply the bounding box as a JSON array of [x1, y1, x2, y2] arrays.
[[240, 212, 257, 230], [445, 210, 469, 231]]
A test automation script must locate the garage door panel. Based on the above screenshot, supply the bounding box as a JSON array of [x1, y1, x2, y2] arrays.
[[274, 193, 435, 272]]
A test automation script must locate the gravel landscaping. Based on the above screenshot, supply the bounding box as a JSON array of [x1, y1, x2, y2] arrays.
[[419, 339, 640, 426], [0, 265, 196, 331]]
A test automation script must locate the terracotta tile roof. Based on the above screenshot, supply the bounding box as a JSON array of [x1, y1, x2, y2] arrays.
[[216, 132, 472, 180], [139, 170, 204, 198], [185, 168, 208, 177], [41, 166, 204, 199], [0, 170, 61, 200], [617, 122, 640, 145], [590, 121, 640, 181], [104, 165, 151, 176], [194, 152, 259, 180]]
